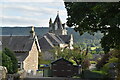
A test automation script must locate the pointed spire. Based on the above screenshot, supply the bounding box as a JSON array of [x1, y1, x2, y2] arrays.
[[49, 18, 52, 24], [49, 18, 53, 32], [54, 11, 63, 29]]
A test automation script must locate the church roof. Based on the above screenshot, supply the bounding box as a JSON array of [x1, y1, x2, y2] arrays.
[[38, 35, 54, 50], [15, 52, 29, 61], [45, 33, 65, 44], [58, 35, 71, 44], [38, 32, 71, 50], [0, 35, 34, 51]]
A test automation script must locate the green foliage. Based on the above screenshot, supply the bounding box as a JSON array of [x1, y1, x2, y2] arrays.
[[96, 53, 111, 69], [52, 45, 91, 70], [90, 61, 97, 64], [109, 50, 120, 80], [39, 59, 51, 64], [1, 51, 13, 73], [64, 2, 120, 53], [101, 63, 109, 74], [2, 48, 18, 73]]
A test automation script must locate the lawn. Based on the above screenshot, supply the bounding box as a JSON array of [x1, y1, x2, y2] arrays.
[[39, 60, 51, 64]]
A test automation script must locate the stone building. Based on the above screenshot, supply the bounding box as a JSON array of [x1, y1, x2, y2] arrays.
[[0, 26, 41, 74], [0, 13, 74, 74], [38, 13, 74, 60]]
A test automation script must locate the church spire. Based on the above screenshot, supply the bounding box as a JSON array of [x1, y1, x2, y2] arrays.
[[49, 18, 53, 32], [54, 11, 63, 29], [48, 12, 67, 35], [49, 18, 52, 24]]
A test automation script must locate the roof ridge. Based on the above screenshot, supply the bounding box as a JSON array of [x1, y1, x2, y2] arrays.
[[56, 35, 65, 44], [44, 36, 54, 47], [48, 33, 62, 44]]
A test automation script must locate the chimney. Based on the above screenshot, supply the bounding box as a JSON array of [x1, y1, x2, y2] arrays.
[[30, 26, 35, 38]]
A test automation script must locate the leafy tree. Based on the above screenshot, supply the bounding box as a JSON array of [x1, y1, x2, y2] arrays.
[[96, 53, 111, 69], [109, 50, 120, 79], [3, 48, 18, 73], [64, 2, 120, 52], [64, 2, 120, 79], [1, 51, 13, 73], [52, 46, 91, 69]]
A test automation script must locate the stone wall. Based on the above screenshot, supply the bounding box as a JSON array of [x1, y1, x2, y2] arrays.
[[24, 41, 39, 74]]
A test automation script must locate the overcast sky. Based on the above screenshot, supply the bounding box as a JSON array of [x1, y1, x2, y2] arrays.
[[0, 0, 67, 27]]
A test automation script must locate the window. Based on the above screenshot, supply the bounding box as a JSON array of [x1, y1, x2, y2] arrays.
[[18, 61, 23, 69]]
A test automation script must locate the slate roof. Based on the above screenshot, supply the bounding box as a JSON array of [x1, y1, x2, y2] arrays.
[[15, 52, 29, 61], [59, 35, 71, 44], [38, 32, 70, 50], [51, 58, 73, 64], [45, 33, 64, 44], [38, 36, 54, 50], [0, 35, 34, 51]]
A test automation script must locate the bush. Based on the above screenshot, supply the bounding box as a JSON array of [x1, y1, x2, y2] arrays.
[[1, 51, 13, 73], [2, 48, 18, 73], [96, 53, 111, 69]]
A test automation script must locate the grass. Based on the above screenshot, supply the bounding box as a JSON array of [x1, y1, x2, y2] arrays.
[[37, 71, 43, 73], [39, 60, 51, 64]]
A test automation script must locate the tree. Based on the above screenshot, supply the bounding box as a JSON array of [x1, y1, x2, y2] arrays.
[[3, 48, 18, 73], [52, 46, 91, 69], [0, 51, 13, 73], [64, 2, 120, 79], [51, 46, 71, 60], [64, 2, 120, 52]]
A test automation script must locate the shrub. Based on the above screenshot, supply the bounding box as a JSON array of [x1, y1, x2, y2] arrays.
[[3, 48, 18, 73]]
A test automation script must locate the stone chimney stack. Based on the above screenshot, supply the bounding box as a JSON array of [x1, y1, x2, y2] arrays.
[[30, 26, 35, 38]]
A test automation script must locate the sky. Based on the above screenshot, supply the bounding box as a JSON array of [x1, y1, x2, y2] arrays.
[[0, 0, 67, 27]]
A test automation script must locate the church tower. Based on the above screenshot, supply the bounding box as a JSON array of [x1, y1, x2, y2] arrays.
[[49, 18, 53, 33], [49, 12, 67, 35]]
